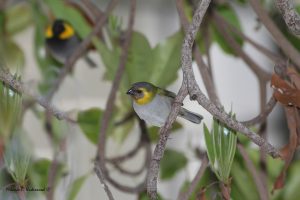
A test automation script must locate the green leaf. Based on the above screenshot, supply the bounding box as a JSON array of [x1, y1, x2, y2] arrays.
[[44, 0, 92, 39], [203, 123, 215, 167], [126, 32, 154, 84], [77, 107, 135, 144], [4, 132, 31, 186], [28, 158, 66, 190], [212, 5, 243, 55], [77, 108, 103, 145], [147, 122, 183, 142], [230, 160, 259, 200], [160, 149, 187, 180], [0, 39, 25, 71], [5, 3, 32, 36], [150, 31, 183, 87], [67, 174, 89, 200]]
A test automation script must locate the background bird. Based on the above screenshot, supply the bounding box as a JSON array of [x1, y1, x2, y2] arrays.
[[127, 82, 203, 127], [45, 19, 96, 67]]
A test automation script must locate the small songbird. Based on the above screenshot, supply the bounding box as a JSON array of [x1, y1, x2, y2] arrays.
[[126, 82, 203, 127], [45, 19, 96, 67]]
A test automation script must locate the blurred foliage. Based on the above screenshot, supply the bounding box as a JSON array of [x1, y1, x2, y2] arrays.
[[160, 149, 188, 180], [4, 132, 31, 187], [0, 81, 22, 143], [0, 0, 299, 200]]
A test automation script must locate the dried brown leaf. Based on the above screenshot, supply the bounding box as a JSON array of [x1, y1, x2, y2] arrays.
[[273, 107, 298, 191], [271, 74, 300, 107]]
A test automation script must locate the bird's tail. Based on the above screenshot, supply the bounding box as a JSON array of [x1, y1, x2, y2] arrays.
[[179, 108, 203, 124]]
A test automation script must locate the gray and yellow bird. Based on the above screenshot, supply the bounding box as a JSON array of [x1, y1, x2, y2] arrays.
[[45, 19, 96, 67], [127, 82, 203, 127]]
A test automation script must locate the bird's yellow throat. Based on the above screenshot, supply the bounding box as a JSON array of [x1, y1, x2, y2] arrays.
[[135, 88, 155, 105]]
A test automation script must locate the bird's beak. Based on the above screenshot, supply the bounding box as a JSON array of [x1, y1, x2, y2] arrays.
[[126, 88, 134, 95]]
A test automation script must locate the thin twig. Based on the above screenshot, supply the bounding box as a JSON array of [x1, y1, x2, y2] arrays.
[[248, 0, 300, 70], [213, 11, 271, 81], [238, 143, 269, 200], [0, 67, 75, 122], [45, 0, 119, 101], [177, 156, 208, 200], [276, 0, 300, 36], [242, 96, 277, 126], [217, 12, 285, 65], [94, 161, 115, 200], [95, 0, 139, 194], [147, 1, 211, 198]]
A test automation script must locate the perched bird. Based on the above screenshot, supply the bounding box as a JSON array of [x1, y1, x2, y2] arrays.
[[126, 82, 203, 127], [45, 19, 96, 67]]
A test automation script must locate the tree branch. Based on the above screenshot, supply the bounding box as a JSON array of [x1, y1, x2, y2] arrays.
[[177, 155, 208, 200], [0, 67, 75, 123], [95, 0, 140, 194], [238, 143, 269, 200], [276, 0, 300, 36], [248, 0, 300, 70], [147, 0, 211, 199], [94, 160, 115, 200], [242, 96, 277, 126]]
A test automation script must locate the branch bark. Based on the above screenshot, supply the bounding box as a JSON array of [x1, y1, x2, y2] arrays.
[[276, 0, 300, 36], [248, 0, 300, 70], [147, 0, 211, 198], [0, 67, 75, 123]]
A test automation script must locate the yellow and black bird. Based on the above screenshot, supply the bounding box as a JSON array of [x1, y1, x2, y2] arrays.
[[127, 82, 203, 127], [45, 19, 96, 67]]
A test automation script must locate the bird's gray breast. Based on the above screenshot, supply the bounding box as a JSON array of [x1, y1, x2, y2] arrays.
[[133, 95, 172, 127]]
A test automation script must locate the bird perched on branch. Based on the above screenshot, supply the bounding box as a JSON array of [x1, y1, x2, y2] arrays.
[[45, 19, 96, 67], [126, 82, 203, 127]]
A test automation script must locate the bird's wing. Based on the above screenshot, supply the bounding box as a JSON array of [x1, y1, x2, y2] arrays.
[[157, 88, 184, 106], [157, 88, 177, 99]]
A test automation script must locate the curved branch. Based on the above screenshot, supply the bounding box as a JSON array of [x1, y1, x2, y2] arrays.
[[177, 156, 208, 200], [248, 0, 300, 70], [147, 0, 211, 199], [276, 0, 300, 36], [242, 96, 277, 126]]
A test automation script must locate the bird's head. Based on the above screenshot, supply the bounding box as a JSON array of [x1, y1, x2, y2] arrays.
[[126, 82, 157, 105], [45, 19, 75, 40]]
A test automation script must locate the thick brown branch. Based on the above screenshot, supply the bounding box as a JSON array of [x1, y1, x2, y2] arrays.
[[248, 0, 300, 70], [147, 0, 211, 199], [276, 0, 300, 36]]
